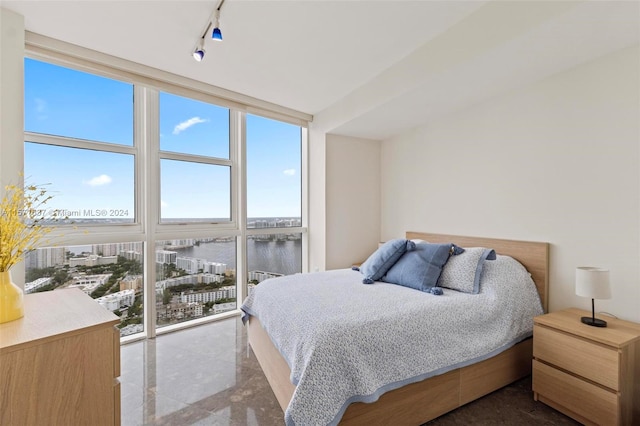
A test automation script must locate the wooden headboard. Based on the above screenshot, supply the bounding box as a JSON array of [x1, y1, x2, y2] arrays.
[[406, 232, 549, 312]]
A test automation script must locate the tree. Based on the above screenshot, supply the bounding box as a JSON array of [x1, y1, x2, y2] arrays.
[[162, 288, 172, 305], [25, 266, 56, 282], [53, 269, 69, 285], [127, 296, 142, 317]]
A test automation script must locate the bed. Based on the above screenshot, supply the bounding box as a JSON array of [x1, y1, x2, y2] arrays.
[[243, 232, 549, 425]]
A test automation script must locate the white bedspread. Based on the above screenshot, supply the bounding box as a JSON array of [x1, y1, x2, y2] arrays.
[[241, 255, 543, 426]]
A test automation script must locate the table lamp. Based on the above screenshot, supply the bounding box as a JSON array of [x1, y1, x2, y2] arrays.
[[575, 267, 611, 327]]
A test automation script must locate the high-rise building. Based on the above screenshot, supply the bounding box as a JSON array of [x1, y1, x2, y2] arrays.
[[93, 243, 118, 257], [25, 247, 65, 269], [156, 250, 177, 264], [176, 257, 202, 274], [202, 261, 226, 274]]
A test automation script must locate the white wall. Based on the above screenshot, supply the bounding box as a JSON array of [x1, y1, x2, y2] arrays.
[[308, 127, 327, 272], [0, 8, 26, 286], [381, 46, 640, 322], [326, 134, 381, 269], [0, 7, 25, 194]]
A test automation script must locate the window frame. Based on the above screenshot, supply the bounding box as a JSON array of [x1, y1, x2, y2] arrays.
[[22, 39, 309, 342], [156, 87, 237, 228]]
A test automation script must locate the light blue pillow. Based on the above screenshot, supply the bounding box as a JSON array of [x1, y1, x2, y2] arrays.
[[360, 239, 415, 284], [382, 243, 459, 292], [439, 247, 496, 294]]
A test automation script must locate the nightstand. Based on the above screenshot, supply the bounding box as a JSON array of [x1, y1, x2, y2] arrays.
[[532, 308, 640, 426], [0, 289, 121, 425]]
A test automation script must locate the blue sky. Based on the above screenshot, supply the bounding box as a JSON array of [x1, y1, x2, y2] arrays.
[[24, 58, 301, 220]]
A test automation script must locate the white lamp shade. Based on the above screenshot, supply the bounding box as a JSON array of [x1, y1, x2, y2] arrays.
[[575, 267, 611, 300]]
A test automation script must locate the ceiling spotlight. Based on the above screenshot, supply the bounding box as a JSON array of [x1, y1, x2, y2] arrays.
[[212, 10, 222, 41], [193, 39, 206, 62], [190, 0, 225, 60], [212, 27, 222, 41]]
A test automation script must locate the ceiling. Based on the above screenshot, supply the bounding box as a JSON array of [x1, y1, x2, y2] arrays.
[[3, 0, 639, 140]]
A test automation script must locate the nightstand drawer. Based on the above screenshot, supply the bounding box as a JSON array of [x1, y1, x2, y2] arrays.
[[533, 360, 618, 425], [533, 325, 619, 390]]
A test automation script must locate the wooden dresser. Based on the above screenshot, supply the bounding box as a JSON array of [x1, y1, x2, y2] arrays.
[[0, 288, 121, 425], [532, 308, 640, 426]]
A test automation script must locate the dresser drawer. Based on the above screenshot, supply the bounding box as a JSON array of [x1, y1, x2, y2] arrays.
[[533, 360, 618, 425], [533, 325, 619, 390]]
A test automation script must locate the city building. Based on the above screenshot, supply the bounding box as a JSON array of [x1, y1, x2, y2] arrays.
[[155, 250, 177, 265], [68, 274, 111, 294], [24, 247, 65, 269], [120, 250, 142, 263], [163, 239, 197, 249], [119, 323, 144, 337], [201, 273, 224, 284], [95, 289, 135, 312], [202, 261, 226, 275], [179, 285, 236, 304], [24, 277, 53, 294], [213, 302, 236, 314], [68, 254, 118, 268], [176, 257, 202, 274], [248, 270, 284, 283], [119, 275, 142, 292], [155, 275, 197, 292]]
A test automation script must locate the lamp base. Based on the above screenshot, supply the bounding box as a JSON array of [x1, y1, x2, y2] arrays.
[[581, 316, 607, 327]]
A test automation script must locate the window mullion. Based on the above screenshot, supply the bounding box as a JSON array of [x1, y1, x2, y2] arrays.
[[158, 151, 232, 167], [24, 132, 137, 156], [301, 127, 309, 273], [234, 110, 247, 302], [139, 85, 159, 339]]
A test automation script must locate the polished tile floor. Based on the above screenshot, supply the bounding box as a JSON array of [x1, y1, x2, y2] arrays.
[[120, 316, 579, 426]]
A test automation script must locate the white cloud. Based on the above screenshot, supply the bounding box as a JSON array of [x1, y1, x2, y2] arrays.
[[84, 174, 112, 186], [161, 200, 168, 207], [173, 117, 208, 135], [35, 98, 47, 113], [283, 169, 296, 176], [35, 98, 47, 119]]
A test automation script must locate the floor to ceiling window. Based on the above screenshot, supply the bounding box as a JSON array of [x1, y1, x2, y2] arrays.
[[246, 114, 303, 292], [22, 49, 307, 339]]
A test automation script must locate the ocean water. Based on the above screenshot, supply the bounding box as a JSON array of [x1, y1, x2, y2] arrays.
[[173, 238, 302, 276]]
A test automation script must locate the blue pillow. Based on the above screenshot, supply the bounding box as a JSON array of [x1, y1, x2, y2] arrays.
[[360, 239, 415, 284], [382, 243, 459, 292], [439, 247, 496, 294]]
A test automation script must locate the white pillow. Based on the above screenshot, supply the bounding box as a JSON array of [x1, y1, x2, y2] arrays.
[[438, 247, 496, 294]]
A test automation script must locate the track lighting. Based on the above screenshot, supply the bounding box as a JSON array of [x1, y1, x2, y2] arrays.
[[193, 39, 206, 62], [191, 0, 225, 61], [212, 10, 223, 41]]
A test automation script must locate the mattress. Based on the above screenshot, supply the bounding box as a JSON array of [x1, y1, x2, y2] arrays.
[[241, 255, 543, 426]]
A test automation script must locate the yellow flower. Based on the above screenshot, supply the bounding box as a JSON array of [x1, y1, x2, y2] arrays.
[[0, 183, 62, 272]]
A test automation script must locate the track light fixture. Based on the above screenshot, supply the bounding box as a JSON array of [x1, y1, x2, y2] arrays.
[[193, 38, 206, 62], [212, 10, 223, 41], [191, 0, 225, 61]]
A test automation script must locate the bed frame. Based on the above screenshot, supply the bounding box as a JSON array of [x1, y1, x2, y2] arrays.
[[248, 232, 549, 425]]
